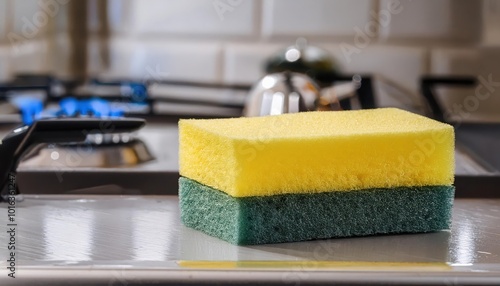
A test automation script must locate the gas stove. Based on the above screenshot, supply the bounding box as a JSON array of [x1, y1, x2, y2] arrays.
[[0, 73, 380, 197], [13, 122, 180, 196], [0, 116, 180, 200], [0, 74, 251, 196], [0, 74, 248, 124]]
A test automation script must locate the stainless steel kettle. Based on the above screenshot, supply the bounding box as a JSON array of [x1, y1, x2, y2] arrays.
[[243, 72, 360, 117], [265, 38, 341, 83]]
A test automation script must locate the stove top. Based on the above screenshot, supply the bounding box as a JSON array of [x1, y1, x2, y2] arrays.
[[0, 74, 247, 196], [0, 74, 249, 123], [9, 123, 179, 196]]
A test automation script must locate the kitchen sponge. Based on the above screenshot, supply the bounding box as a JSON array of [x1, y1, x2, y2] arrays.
[[179, 177, 455, 245], [179, 108, 454, 197]]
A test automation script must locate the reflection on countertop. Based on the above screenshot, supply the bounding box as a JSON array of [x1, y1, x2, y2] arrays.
[[0, 196, 499, 267], [1, 195, 500, 285]]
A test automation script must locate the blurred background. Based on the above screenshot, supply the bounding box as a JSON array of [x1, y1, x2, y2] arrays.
[[0, 0, 500, 196], [0, 0, 499, 120]]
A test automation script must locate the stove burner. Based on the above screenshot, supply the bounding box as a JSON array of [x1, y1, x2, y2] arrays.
[[0, 117, 146, 201], [20, 139, 154, 168], [11, 96, 127, 125]]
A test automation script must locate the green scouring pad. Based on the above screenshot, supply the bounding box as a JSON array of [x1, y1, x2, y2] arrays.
[[179, 177, 455, 245]]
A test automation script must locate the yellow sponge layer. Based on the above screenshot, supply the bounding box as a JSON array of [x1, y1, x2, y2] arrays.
[[179, 108, 454, 197]]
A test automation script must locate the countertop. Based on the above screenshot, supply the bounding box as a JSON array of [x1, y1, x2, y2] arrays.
[[1, 195, 500, 285]]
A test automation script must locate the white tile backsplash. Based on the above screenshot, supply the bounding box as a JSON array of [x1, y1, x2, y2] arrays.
[[103, 39, 223, 83], [0, 0, 495, 119], [329, 45, 427, 93], [11, 40, 50, 74], [94, 39, 141, 77], [53, 0, 69, 33], [50, 34, 72, 77], [379, 0, 481, 42], [87, 38, 106, 75], [129, 0, 256, 36], [483, 0, 500, 45], [223, 43, 282, 84], [0, 46, 11, 82], [0, 0, 7, 41], [12, 0, 44, 36], [262, 0, 374, 38], [107, 0, 131, 33]]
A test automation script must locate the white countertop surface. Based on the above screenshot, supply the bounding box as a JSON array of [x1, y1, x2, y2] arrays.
[[0, 195, 499, 285]]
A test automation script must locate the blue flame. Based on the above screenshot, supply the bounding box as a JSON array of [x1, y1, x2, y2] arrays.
[[10, 96, 44, 125], [14, 97, 126, 125]]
